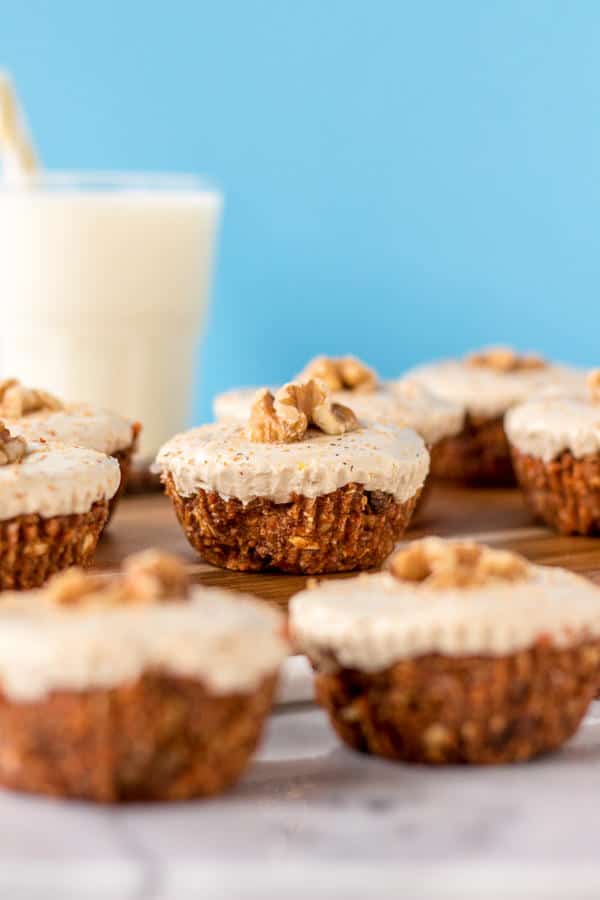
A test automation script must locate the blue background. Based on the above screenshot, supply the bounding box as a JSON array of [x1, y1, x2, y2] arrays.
[[3, 1, 600, 422]]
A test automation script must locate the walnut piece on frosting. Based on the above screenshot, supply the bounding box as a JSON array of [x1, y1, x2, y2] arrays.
[[587, 369, 600, 404], [45, 568, 109, 606], [300, 355, 378, 393], [0, 378, 63, 418], [247, 379, 359, 443], [0, 423, 27, 466], [121, 549, 190, 602], [466, 347, 546, 373], [388, 538, 528, 588], [45, 550, 190, 607]]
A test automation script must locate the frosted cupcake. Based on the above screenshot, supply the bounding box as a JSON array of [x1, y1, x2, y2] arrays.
[[157, 379, 429, 574], [0, 551, 288, 802], [0, 379, 139, 518], [291, 538, 600, 764], [406, 348, 584, 484], [505, 370, 600, 534], [215, 356, 464, 453], [0, 424, 119, 589]]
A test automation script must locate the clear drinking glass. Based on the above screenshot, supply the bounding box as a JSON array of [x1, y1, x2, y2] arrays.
[[0, 172, 222, 458]]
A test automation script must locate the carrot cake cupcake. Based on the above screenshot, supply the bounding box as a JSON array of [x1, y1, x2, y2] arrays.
[[406, 347, 584, 484], [0, 426, 119, 589], [505, 370, 600, 535], [0, 551, 288, 802], [215, 356, 464, 457], [290, 538, 600, 764], [0, 379, 139, 518], [157, 379, 429, 574]]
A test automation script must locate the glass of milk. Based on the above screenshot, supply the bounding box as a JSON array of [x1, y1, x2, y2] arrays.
[[0, 172, 222, 459]]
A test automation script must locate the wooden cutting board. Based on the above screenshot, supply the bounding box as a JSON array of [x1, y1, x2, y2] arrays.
[[94, 484, 600, 609]]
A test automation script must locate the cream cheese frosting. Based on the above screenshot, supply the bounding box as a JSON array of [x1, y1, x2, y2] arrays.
[[7, 404, 135, 456], [0, 587, 288, 701], [406, 359, 585, 419], [155, 421, 430, 505], [0, 443, 120, 520], [213, 383, 463, 446], [290, 564, 600, 671], [505, 397, 600, 462], [383, 380, 464, 444]]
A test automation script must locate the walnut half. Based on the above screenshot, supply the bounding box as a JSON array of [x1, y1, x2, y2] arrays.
[[299, 355, 378, 393], [388, 538, 529, 588], [0, 422, 26, 465], [466, 347, 546, 373], [0, 378, 63, 418], [247, 379, 359, 443]]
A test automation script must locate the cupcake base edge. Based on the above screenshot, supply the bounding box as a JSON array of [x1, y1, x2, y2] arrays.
[[0, 500, 109, 590], [430, 414, 515, 485], [511, 446, 600, 535], [313, 641, 600, 764], [164, 476, 420, 576], [0, 671, 278, 802]]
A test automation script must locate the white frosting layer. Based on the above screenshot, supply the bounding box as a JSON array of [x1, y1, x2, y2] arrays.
[[383, 380, 464, 444], [0, 587, 288, 701], [156, 422, 429, 505], [0, 444, 120, 519], [213, 382, 463, 446], [7, 404, 135, 456], [290, 565, 600, 671], [406, 359, 585, 419], [505, 398, 600, 462]]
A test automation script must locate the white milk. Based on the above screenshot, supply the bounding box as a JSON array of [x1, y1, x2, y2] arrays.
[[0, 174, 222, 457]]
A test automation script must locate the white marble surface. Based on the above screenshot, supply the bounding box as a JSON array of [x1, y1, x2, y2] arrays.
[[4, 700, 600, 899]]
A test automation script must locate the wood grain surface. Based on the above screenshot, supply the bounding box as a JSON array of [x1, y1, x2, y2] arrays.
[[94, 484, 600, 608]]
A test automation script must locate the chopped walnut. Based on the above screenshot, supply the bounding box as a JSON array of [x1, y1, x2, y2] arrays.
[[0, 378, 63, 418], [121, 549, 190, 602], [388, 538, 528, 588], [45, 568, 110, 606], [466, 347, 546, 373], [587, 370, 600, 404], [0, 423, 26, 465], [247, 379, 359, 443], [288, 536, 320, 550], [300, 356, 378, 393], [45, 551, 190, 607]]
